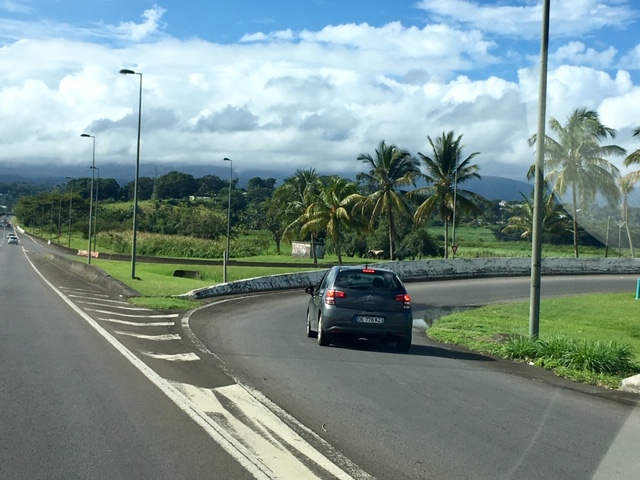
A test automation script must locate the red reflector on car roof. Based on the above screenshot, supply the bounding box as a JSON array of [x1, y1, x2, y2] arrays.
[[362, 268, 375, 273]]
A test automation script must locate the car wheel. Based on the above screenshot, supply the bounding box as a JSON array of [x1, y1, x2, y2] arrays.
[[306, 310, 317, 338], [317, 314, 330, 347], [397, 332, 412, 352]]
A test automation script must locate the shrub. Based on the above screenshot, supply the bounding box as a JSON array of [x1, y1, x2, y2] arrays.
[[502, 335, 638, 376]]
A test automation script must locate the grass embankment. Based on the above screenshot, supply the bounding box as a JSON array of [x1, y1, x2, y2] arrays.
[[427, 293, 640, 389], [90, 258, 318, 309]]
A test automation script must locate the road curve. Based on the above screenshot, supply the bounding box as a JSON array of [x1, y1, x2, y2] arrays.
[[188, 275, 640, 480]]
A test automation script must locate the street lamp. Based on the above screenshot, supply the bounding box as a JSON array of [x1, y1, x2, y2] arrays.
[[66, 177, 73, 248], [91, 166, 100, 253], [451, 168, 458, 259], [80, 133, 95, 264], [223, 157, 232, 283], [120, 68, 143, 279]]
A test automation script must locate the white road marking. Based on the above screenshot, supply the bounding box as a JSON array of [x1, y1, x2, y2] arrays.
[[69, 295, 132, 304], [59, 288, 109, 296], [115, 331, 181, 341], [175, 382, 352, 479], [141, 351, 200, 361], [77, 300, 151, 311], [24, 252, 275, 480], [85, 308, 178, 318], [98, 318, 175, 327], [182, 299, 374, 480]]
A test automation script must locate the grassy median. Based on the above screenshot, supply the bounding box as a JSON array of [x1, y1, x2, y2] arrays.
[[426, 292, 640, 389]]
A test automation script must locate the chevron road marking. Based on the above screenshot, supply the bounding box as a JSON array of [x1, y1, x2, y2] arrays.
[[141, 352, 200, 361], [85, 308, 178, 318], [115, 331, 181, 341], [98, 318, 175, 327]]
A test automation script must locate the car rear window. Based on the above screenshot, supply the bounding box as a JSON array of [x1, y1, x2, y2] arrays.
[[335, 270, 403, 291]]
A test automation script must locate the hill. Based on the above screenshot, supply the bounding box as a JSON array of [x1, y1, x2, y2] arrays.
[[465, 176, 533, 201]]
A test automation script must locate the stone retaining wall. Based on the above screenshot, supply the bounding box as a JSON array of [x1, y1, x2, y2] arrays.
[[180, 257, 640, 300]]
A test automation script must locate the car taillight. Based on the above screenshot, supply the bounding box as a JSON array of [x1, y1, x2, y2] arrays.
[[325, 289, 346, 305], [395, 293, 411, 309]]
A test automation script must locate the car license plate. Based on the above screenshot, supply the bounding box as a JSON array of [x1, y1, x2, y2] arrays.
[[356, 315, 384, 324]]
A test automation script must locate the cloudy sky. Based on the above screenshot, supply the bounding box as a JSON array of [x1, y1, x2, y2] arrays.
[[1, 0, 639, 185]]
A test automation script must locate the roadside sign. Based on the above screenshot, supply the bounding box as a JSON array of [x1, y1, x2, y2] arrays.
[[452, 245, 458, 254]]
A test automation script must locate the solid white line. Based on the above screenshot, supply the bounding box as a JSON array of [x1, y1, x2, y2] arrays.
[[23, 250, 274, 480], [141, 351, 200, 362], [85, 308, 178, 318], [115, 331, 181, 341], [98, 318, 175, 327]]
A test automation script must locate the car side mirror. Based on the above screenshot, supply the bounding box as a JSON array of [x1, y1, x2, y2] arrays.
[[304, 286, 314, 295]]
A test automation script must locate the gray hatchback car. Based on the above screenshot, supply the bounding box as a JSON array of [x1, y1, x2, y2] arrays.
[[305, 266, 413, 351]]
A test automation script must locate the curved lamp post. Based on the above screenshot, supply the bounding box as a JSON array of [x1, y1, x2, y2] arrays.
[[120, 68, 143, 279], [80, 133, 95, 264], [223, 157, 232, 283]]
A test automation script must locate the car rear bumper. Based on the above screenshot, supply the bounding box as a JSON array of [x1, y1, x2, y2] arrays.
[[322, 310, 412, 339]]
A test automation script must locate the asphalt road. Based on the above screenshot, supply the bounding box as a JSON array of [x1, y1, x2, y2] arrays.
[[0, 229, 255, 480], [188, 275, 640, 480], [3, 218, 640, 479]]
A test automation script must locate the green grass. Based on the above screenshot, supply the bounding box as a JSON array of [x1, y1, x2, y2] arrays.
[[427, 226, 607, 258], [91, 258, 317, 309], [427, 293, 640, 388]]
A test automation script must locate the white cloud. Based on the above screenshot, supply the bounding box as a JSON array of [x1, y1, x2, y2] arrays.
[[551, 41, 618, 69], [0, 4, 638, 189], [111, 5, 167, 41], [1, 0, 32, 14], [415, 0, 636, 39]]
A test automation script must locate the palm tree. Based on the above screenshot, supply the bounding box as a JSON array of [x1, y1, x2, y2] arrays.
[[501, 192, 570, 242], [618, 174, 638, 258], [528, 108, 625, 257], [623, 126, 640, 168], [356, 140, 420, 260], [412, 131, 483, 258], [300, 177, 365, 263], [620, 127, 640, 258], [281, 169, 322, 263]]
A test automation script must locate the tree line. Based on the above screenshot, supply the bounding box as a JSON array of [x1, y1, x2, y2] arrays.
[[11, 107, 640, 261]]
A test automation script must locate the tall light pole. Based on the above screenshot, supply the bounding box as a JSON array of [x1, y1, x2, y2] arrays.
[[120, 68, 143, 279], [66, 177, 73, 247], [91, 166, 100, 253], [80, 133, 95, 264], [451, 168, 458, 259], [223, 157, 232, 283], [529, 0, 551, 339]]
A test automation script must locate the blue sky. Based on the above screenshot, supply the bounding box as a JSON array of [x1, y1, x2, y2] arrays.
[[1, 0, 639, 187]]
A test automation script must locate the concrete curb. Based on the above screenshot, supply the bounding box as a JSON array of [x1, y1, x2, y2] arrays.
[[42, 251, 140, 299]]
